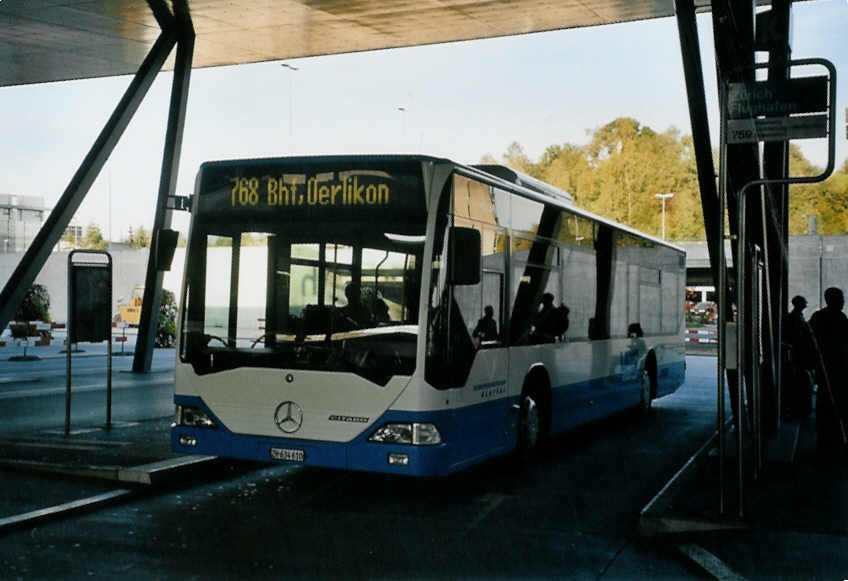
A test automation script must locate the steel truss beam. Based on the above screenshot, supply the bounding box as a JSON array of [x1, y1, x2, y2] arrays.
[[0, 30, 177, 333]]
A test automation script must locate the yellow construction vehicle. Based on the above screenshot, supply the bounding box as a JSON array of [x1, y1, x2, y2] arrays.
[[117, 286, 144, 326]]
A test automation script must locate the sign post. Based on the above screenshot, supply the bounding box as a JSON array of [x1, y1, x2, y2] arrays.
[[66, 250, 113, 434], [717, 57, 836, 517]]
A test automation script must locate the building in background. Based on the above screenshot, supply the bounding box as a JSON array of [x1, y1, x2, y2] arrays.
[[0, 194, 46, 253], [60, 224, 83, 251]]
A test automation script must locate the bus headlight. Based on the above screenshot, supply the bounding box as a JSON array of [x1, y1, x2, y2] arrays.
[[369, 422, 442, 445], [175, 405, 217, 429]]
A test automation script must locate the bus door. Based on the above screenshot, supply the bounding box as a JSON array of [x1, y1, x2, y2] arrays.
[[449, 174, 510, 460], [451, 255, 509, 462]]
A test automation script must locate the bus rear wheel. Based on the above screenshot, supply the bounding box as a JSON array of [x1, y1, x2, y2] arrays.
[[516, 388, 548, 464], [639, 369, 653, 413]]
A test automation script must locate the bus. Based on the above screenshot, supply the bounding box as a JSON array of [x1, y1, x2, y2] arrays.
[[172, 155, 686, 476]]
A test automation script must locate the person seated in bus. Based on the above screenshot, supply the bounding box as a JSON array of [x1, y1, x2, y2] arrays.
[[339, 282, 372, 328], [627, 322, 647, 361], [374, 298, 391, 324], [472, 305, 498, 345], [531, 293, 569, 343]]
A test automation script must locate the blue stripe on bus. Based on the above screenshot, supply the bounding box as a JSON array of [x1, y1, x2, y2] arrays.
[[172, 359, 684, 476]]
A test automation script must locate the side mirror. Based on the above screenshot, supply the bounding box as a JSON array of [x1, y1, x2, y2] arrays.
[[155, 228, 180, 271], [448, 226, 481, 286]]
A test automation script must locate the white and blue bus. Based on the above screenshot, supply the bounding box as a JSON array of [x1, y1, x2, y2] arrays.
[[172, 155, 686, 476]]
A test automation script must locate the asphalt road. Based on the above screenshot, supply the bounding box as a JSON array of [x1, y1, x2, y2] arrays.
[[0, 356, 720, 579], [0, 349, 175, 436]]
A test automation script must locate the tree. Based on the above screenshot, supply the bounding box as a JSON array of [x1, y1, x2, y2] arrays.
[[493, 119, 847, 240], [155, 289, 178, 348], [125, 225, 151, 249], [82, 223, 108, 250], [502, 142, 542, 178], [15, 284, 50, 322], [786, 144, 848, 236], [61, 228, 79, 249]]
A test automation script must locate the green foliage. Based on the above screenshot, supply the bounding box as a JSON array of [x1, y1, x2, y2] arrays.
[[155, 289, 177, 348], [501, 142, 542, 179], [240, 233, 268, 246], [125, 225, 151, 249], [82, 223, 109, 250], [61, 229, 79, 248], [15, 284, 50, 322], [787, 144, 848, 235], [488, 118, 848, 240]]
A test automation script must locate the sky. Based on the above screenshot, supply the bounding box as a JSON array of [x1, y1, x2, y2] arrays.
[[0, 0, 846, 242]]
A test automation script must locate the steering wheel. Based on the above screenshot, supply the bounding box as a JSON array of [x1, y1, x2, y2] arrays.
[[203, 334, 229, 348]]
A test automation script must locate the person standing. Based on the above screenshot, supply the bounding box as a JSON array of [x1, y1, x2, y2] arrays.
[[782, 295, 816, 420], [808, 287, 848, 456]]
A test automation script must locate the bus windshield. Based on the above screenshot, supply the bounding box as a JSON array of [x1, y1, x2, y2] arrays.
[[179, 159, 427, 385]]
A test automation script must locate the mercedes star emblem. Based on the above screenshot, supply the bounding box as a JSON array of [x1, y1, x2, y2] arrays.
[[274, 401, 304, 433]]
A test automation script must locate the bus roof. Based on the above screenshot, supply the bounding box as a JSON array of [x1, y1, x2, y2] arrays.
[[472, 165, 574, 204]]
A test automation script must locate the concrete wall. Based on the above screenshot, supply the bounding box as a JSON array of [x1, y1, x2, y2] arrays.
[[4, 234, 848, 324], [789, 235, 848, 310], [0, 248, 186, 324], [680, 235, 848, 312]]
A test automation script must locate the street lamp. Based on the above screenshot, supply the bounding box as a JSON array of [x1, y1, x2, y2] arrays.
[[280, 63, 299, 138], [655, 192, 674, 240], [397, 106, 407, 143]]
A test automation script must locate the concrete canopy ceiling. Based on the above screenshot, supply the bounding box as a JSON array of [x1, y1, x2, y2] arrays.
[[0, 0, 739, 88], [5, 0, 796, 89]]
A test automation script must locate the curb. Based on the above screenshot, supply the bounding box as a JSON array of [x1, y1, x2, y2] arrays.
[[638, 420, 748, 536], [0, 454, 217, 486], [0, 489, 135, 535]]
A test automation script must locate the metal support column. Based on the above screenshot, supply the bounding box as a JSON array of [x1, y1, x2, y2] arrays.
[[133, 9, 195, 373], [760, 0, 793, 430], [674, 0, 722, 290], [676, 0, 733, 516], [713, 0, 761, 518], [0, 32, 177, 332]]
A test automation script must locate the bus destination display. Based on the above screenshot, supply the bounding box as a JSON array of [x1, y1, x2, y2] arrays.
[[229, 173, 391, 209]]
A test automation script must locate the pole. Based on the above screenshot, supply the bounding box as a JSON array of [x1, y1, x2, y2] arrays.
[[281, 64, 298, 139], [717, 79, 728, 516], [106, 252, 113, 429], [398, 107, 407, 143], [65, 258, 72, 435], [655, 193, 674, 240]]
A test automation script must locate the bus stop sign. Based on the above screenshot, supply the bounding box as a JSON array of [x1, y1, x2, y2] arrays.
[[726, 74, 830, 144], [68, 250, 112, 343]]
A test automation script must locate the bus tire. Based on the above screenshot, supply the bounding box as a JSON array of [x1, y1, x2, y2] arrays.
[[640, 352, 658, 414], [639, 369, 653, 413], [516, 382, 550, 464]]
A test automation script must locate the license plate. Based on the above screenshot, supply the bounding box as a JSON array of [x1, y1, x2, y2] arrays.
[[270, 447, 305, 462]]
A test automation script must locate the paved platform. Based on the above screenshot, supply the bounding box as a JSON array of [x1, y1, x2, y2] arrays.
[[640, 359, 848, 579], [2, 343, 846, 578], [0, 335, 208, 487]]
